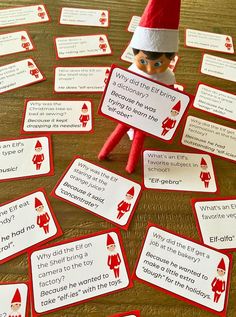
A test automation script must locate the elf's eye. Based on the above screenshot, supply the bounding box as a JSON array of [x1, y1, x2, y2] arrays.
[[140, 58, 148, 65], [154, 61, 163, 67]]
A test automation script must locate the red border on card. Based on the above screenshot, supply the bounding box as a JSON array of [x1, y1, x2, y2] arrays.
[[132, 223, 232, 317], [54, 34, 113, 60], [0, 58, 46, 95], [0, 188, 63, 264], [192, 82, 236, 123], [109, 310, 140, 317], [59, 7, 110, 27], [53, 65, 111, 94], [98, 64, 193, 144], [51, 155, 143, 230], [180, 115, 236, 164], [141, 148, 219, 194], [191, 196, 236, 252], [0, 30, 36, 58], [126, 14, 141, 33], [184, 28, 235, 55], [28, 227, 133, 316], [0, 135, 54, 183], [0, 4, 51, 28], [21, 99, 94, 134], [0, 281, 30, 317]]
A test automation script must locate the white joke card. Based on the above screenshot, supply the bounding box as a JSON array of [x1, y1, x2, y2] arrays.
[[99, 65, 191, 142], [185, 29, 234, 54], [29, 229, 132, 315], [0, 136, 53, 182], [0, 30, 34, 57], [0, 59, 45, 94], [181, 116, 236, 162], [127, 15, 141, 32], [110, 311, 140, 317], [134, 224, 232, 316], [54, 66, 111, 93], [0, 282, 29, 317], [193, 83, 236, 122], [0, 5, 50, 28], [200, 54, 236, 82], [143, 150, 217, 193], [22, 100, 93, 133], [55, 34, 112, 59], [0, 189, 62, 264], [60, 7, 109, 27], [192, 197, 236, 251], [52, 157, 142, 229]]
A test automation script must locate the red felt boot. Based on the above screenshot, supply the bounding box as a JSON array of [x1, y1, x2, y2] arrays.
[[125, 130, 145, 173]]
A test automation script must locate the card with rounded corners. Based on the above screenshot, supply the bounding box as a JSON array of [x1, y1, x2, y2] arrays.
[[0, 135, 54, 182], [59, 7, 109, 27], [51, 156, 142, 230], [109, 311, 140, 317], [21, 99, 93, 134], [0, 281, 29, 317], [0, 188, 62, 264], [133, 223, 232, 317], [192, 196, 236, 251], [0, 4, 50, 28], [98, 65, 191, 142], [126, 15, 141, 32], [29, 228, 132, 316]]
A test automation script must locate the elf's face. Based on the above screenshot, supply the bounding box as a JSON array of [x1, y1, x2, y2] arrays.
[[11, 302, 21, 311], [134, 51, 171, 75]]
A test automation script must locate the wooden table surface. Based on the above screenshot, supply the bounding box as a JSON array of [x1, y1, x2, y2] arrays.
[[0, 0, 235, 316]]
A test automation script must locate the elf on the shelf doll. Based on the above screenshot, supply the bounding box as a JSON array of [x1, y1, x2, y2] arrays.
[[98, 0, 181, 173]]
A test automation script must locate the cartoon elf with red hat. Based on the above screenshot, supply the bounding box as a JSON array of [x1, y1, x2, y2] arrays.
[[99, 12, 107, 25], [37, 6, 46, 19], [117, 187, 134, 219], [106, 234, 121, 278], [8, 288, 22, 317], [104, 68, 110, 84], [79, 103, 90, 128], [211, 258, 227, 303], [225, 36, 232, 51], [200, 157, 211, 188], [35, 197, 50, 234], [32, 140, 44, 170], [161, 100, 181, 136], [21, 36, 30, 50], [99, 36, 107, 52], [98, 0, 181, 173], [28, 61, 39, 79]]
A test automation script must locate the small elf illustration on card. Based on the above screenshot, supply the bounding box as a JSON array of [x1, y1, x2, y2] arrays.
[[79, 103, 90, 128], [37, 6, 46, 19], [200, 157, 211, 188], [21, 35, 30, 50], [211, 258, 227, 303], [28, 61, 39, 79], [106, 234, 122, 278], [117, 187, 134, 220], [8, 288, 22, 317], [32, 140, 44, 170], [35, 197, 50, 234], [99, 11, 107, 25], [161, 101, 181, 136]]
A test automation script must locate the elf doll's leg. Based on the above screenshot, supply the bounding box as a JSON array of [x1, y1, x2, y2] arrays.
[[126, 130, 145, 173], [98, 123, 130, 160]]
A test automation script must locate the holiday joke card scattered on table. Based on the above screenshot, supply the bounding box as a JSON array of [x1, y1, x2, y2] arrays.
[[0, 30, 34, 57], [192, 197, 236, 251], [0, 59, 45, 94], [110, 311, 140, 317], [0, 189, 62, 264], [55, 34, 112, 59], [200, 54, 236, 82], [181, 116, 236, 162], [54, 66, 111, 93], [0, 5, 50, 28], [127, 15, 141, 32], [29, 229, 132, 316], [60, 7, 109, 27], [0, 282, 29, 317], [21, 100, 93, 134], [51, 157, 142, 229], [193, 83, 236, 122], [99, 65, 191, 142], [133, 224, 232, 316], [0, 136, 53, 182], [143, 150, 217, 192], [185, 29, 234, 54]]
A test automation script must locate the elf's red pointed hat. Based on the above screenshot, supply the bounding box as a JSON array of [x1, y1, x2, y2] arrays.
[[200, 158, 207, 166], [38, 6, 43, 11], [35, 197, 43, 208], [82, 103, 88, 110], [101, 12, 106, 16], [35, 140, 42, 148], [130, 0, 181, 52], [28, 61, 34, 67], [21, 36, 26, 41], [107, 234, 115, 246], [127, 186, 134, 196], [217, 258, 226, 271], [172, 100, 181, 112], [99, 36, 104, 41], [105, 69, 110, 75], [11, 288, 21, 303]]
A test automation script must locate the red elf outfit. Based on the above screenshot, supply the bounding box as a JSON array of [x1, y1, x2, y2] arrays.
[[35, 197, 50, 234], [200, 157, 211, 188], [32, 140, 44, 170], [117, 186, 134, 219], [211, 258, 226, 303], [79, 103, 90, 127], [107, 234, 121, 278]]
